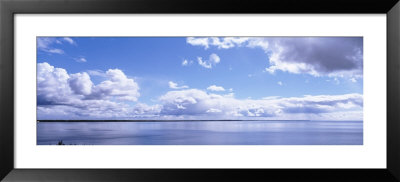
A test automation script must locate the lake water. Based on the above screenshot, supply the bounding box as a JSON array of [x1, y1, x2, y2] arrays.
[[37, 120, 363, 145]]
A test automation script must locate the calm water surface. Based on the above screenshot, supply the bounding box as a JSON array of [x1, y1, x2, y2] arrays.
[[37, 120, 363, 145]]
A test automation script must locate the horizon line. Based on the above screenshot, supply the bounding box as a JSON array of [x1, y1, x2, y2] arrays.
[[36, 119, 363, 122]]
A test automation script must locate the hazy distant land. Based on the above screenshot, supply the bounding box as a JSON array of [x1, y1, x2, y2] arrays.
[[37, 119, 312, 122]]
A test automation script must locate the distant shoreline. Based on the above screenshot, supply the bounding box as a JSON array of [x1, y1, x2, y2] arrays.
[[35, 119, 363, 122]]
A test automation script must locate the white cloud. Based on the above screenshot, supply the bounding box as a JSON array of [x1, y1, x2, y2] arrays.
[[132, 103, 162, 116], [37, 37, 77, 55], [158, 89, 363, 120], [197, 57, 212, 69], [37, 62, 363, 120], [88, 69, 140, 102], [38, 62, 140, 104], [210, 37, 249, 49], [207, 85, 225, 92], [182, 59, 193, 66], [277, 81, 283, 86], [246, 38, 269, 50], [87, 70, 106, 77], [74, 57, 87, 63], [37, 100, 132, 120], [37, 62, 73, 105], [261, 38, 363, 78], [168, 81, 189, 89], [186, 37, 249, 49], [46, 49, 64, 54], [159, 89, 213, 116], [187, 37, 209, 49], [209, 54, 220, 63], [197, 53, 220, 69], [350, 78, 357, 83], [187, 37, 363, 78], [68, 72, 93, 95], [63, 37, 76, 45], [37, 63, 144, 119], [37, 38, 56, 50], [206, 108, 222, 113]]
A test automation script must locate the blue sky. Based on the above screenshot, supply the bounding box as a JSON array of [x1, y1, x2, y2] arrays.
[[37, 37, 363, 120]]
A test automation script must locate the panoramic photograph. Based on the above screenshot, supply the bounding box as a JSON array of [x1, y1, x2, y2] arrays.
[[37, 37, 363, 145]]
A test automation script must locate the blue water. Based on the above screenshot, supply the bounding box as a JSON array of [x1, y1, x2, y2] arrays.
[[37, 120, 363, 145]]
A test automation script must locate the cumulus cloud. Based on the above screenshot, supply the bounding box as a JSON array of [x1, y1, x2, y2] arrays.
[[37, 62, 140, 119], [279, 94, 363, 114], [197, 53, 220, 69], [37, 62, 363, 120], [86, 69, 140, 101], [37, 62, 73, 105], [187, 37, 363, 77], [169, 81, 189, 89], [158, 89, 363, 120], [68, 72, 93, 95], [207, 85, 225, 92], [277, 81, 283, 86], [262, 37, 363, 77]]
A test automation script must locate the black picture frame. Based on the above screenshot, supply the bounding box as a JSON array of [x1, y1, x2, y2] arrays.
[[1, 0, 399, 181]]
